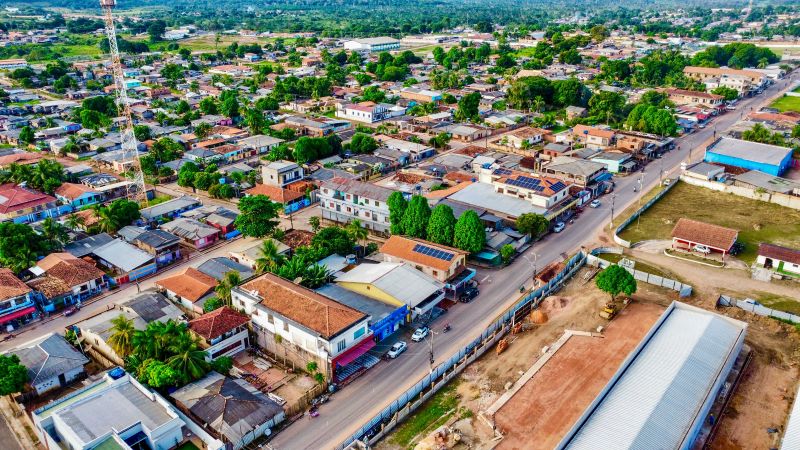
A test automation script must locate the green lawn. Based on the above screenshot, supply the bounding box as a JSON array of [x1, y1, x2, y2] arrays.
[[617, 182, 800, 264], [756, 292, 800, 316], [770, 95, 800, 113], [597, 253, 675, 279], [389, 381, 461, 448], [513, 46, 538, 57], [175, 443, 200, 450]]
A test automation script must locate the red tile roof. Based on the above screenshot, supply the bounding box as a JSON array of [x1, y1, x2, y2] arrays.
[[573, 124, 615, 140], [0, 184, 56, 214], [758, 243, 800, 266], [156, 268, 218, 302], [671, 218, 738, 251], [245, 184, 304, 204], [241, 273, 366, 339], [0, 152, 43, 168], [54, 183, 96, 201], [0, 268, 31, 301], [381, 236, 467, 271], [189, 306, 250, 340]]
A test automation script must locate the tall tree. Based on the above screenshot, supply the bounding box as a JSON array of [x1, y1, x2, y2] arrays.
[[255, 239, 284, 273], [387, 192, 408, 235], [0, 354, 28, 395], [108, 314, 136, 359], [166, 334, 209, 385], [234, 195, 281, 238], [516, 213, 548, 238], [426, 204, 456, 246], [346, 219, 368, 247], [215, 271, 241, 306], [401, 195, 431, 239], [453, 210, 485, 253]]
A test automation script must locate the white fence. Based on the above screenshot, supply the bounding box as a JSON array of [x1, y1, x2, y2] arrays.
[[587, 248, 693, 297], [680, 175, 800, 211], [613, 181, 679, 248], [718, 294, 800, 323]]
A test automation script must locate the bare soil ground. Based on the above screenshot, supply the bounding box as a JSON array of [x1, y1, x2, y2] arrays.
[[493, 302, 664, 450]]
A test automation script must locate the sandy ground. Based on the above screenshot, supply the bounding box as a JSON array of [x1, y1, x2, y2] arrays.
[[492, 302, 664, 450]]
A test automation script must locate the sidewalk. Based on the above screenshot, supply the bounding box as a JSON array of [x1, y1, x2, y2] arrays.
[[0, 396, 38, 450]]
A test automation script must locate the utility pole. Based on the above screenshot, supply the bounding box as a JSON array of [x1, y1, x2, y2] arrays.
[[427, 332, 435, 374], [523, 253, 539, 288], [636, 172, 646, 230]]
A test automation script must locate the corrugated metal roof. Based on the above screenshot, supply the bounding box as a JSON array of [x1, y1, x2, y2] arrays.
[[782, 384, 800, 449], [559, 302, 747, 450]]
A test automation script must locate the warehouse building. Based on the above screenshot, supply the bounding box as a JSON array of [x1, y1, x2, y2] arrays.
[[704, 136, 793, 176], [557, 301, 747, 450]]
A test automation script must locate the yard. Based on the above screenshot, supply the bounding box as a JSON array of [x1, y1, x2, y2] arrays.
[[770, 94, 800, 113], [617, 181, 800, 264]]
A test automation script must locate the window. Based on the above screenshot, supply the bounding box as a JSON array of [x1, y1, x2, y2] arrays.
[[267, 314, 274, 324], [337, 340, 346, 352], [283, 321, 289, 332], [354, 327, 365, 339], [432, 270, 438, 277]]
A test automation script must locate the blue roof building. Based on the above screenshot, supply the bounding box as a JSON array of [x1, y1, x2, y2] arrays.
[[704, 137, 793, 176]]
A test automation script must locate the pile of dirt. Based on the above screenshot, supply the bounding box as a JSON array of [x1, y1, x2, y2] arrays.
[[530, 310, 549, 324], [539, 296, 570, 315]]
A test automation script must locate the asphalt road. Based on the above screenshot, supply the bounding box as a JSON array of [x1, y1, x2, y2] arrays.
[[269, 73, 799, 450]]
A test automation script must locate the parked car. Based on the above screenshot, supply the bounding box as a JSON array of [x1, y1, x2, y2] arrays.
[[387, 341, 407, 358], [553, 222, 566, 233], [63, 306, 79, 317], [693, 244, 711, 254], [589, 200, 601, 208], [459, 286, 480, 303], [411, 327, 429, 342]]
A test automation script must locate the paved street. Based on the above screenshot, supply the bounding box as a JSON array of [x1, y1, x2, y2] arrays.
[[269, 73, 799, 450]]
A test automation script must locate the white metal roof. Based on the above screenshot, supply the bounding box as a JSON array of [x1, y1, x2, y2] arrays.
[[782, 384, 800, 450], [559, 302, 747, 450]]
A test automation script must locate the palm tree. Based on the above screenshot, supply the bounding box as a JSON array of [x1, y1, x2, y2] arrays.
[[215, 271, 241, 306], [167, 334, 209, 384], [41, 218, 69, 250], [108, 315, 136, 359], [65, 213, 85, 231], [301, 264, 328, 288], [94, 205, 118, 234], [346, 219, 368, 247], [255, 239, 284, 274], [531, 96, 544, 114]]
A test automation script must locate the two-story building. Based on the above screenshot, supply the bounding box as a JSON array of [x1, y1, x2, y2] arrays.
[[0, 268, 37, 330], [540, 156, 612, 197], [237, 134, 285, 155], [53, 183, 104, 209], [572, 124, 615, 150], [336, 101, 389, 123], [319, 177, 397, 234], [232, 273, 372, 382], [122, 228, 182, 268], [665, 88, 726, 108], [188, 306, 250, 361], [488, 170, 573, 210], [683, 66, 766, 95], [27, 253, 106, 313], [262, 160, 304, 188], [0, 184, 63, 224], [161, 218, 220, 249]]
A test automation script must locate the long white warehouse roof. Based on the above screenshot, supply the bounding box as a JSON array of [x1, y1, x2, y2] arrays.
[[558, 301, 747, 450]]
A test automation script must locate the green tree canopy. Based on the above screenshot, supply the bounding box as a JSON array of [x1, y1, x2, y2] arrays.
[[426, 204, 456, 246], [234, 195, 281, 238], [453, 210, 485, 253], [0, 354, 28, 395], [401, 195, 431, 239], [311, 226, 356, 256], [0, 222, 52, 272], [387, 191, 408, 235], [595, 265, 637, 301], [516, 213, 548, 237]]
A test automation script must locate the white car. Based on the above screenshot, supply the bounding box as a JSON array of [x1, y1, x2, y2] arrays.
[[589, 200, 601, 208], [693, 244, 711, 254], [411, 327, 429, 342], [387, 341, 407, 358], [553, 222, 566, 233]]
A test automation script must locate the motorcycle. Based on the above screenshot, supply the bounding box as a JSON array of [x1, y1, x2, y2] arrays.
[[309, 406, 320, 418], [443, 324, 451, 333]]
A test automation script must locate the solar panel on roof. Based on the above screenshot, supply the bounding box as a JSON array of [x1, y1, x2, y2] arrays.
[[412, 243, 454, 261]]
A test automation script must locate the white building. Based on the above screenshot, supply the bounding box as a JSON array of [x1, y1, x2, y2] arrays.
[[188, 307, 251, 361], [343, 37, 400, 53], [319, 177, 397, 233], [479, 167, 572, 210], [8, 333, 88, 395], [336, 101, 389, 123], [261, 160, 304, 187], [756, 243, 800, 277], [32, 370, 189, 450], [232, 273, 372, 381]]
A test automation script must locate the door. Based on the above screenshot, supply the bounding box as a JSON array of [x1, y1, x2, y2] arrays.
[[765, 258, 774, 269], [58, 373, 67, 387]]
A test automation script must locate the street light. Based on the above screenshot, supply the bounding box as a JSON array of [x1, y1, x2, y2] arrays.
[[636, 172, 646, 230], [609, 194, 617, 229], [522, 252, 539, 288]]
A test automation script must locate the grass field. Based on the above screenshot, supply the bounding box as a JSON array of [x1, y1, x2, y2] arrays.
[[597, 253, 675, 279], [389, 381, 463, 448], [617, 182, 800, 264], [770, 95, 800, 113]]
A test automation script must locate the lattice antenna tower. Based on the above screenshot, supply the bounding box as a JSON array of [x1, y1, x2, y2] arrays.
[[99, 0, 147, 204]]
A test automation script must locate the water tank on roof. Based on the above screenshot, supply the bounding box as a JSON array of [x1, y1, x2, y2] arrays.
[[108, 367, 125, 379]]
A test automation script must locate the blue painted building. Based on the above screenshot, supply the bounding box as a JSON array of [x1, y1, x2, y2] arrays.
[[316, 284, 407, 342], [0, 268, 37, 330], [704, 137, 794, 176], [54, 183, 104, 209]]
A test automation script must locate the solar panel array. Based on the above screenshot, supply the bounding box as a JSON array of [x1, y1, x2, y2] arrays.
[[412, 243, 455, 261], [505, 176, 569, 194], [493, 168, 513, 176], [550, 181, 567, 192]]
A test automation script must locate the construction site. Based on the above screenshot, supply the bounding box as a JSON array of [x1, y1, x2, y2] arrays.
[[377, 260, 800, 450]]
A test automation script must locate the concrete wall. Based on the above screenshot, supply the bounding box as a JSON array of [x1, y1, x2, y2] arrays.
[[680, 175, 800, 210]]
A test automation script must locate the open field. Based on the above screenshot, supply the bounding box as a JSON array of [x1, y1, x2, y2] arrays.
[[617, 181, 800, 264], [173, 34, 290, 52], [494, 302, 664, 450], [770, 95, 800, 113]]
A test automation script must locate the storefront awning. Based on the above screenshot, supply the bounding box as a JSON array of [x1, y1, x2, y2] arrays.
[[0, 306, 36, 325], [333, 337, 376, 368]]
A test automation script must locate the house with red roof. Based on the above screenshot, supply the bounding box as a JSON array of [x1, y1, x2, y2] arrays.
[[0, 268, 36, 330], [756, 243, 800, 278], [0, 184, 61, 224], [188, 307, 250, 361], [670, 218, 738, 258], [54, 183, 103, 208], [27, 253, 107, 313]]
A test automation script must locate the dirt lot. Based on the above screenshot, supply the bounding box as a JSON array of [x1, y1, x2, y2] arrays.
[[493, 301, 664, 450]]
